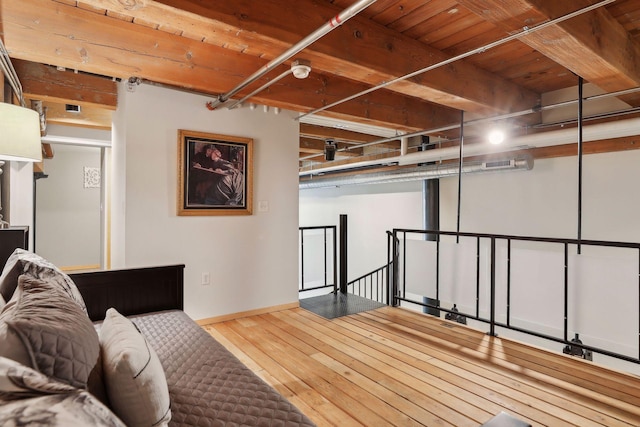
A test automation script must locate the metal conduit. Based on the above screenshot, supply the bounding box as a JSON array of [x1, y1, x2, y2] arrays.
[[206, 0, 377, 109], [298, 85, 640, 165], [225, 69, 293, 110], [299, 155, 533, 189], [297, 0, 615, 120], [300, 115, 640, 176], [0, 38, 26, 107]]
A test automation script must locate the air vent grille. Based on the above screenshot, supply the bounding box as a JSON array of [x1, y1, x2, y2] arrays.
[[483, 159, 513, 169]]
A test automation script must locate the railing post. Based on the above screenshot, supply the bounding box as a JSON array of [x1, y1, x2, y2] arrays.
[[300, 229, 305, 291], [488, 237, 497, 337], [390, 230, 399, 306], [564, 242, 569, 342], [339, 214, 348, 294], [333, 226, 338, 294]]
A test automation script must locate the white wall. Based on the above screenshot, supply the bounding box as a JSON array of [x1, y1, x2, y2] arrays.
[[35, 144, 101, 268], [113, 83, 300, 320], [299, 150, 640, 375], [301, 151, 640, 274], [300, 181, 424, 279]]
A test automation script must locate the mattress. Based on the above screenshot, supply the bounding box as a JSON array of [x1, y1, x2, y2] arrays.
[[129, 310, 316, 427]]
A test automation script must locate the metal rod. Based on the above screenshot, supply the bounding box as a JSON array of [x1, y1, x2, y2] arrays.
[[226, 69, 292, 110], [476, 237, 480, 317], [324, 227, 328, 288], [564, 242, 569, 342], [577, 76, 584, 254], [0, 38, 26, 106], [300, 229, 305, 290], [208, 0, 377, 109], [507, 239, 512, 326], [489, 237, 497, 337], [331, 225, 338, 295], [297, 0, 615, 120], [298, 87, 640, 164], [339, 214, 348, 294], [456, 111, 464, 243], [402, 231, 407, 300], [436, 238, 440, 304]]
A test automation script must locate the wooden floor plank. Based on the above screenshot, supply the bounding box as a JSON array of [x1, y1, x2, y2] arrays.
[[376, 307, 640, 400], [334, 312, 597, 426], [224, 316, 409, 427], [204, 306, 640, 427], [362, 308, 640, 423], [354, 310, 640, 426], [267, 310, 475, 426]]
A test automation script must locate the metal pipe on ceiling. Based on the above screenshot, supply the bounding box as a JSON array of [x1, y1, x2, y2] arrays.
[[299, 115, 640, 176], [0, 38, 26, 107], [297, 0, 616, 121], [299, 85, 640, 164], [225, 69, 293, 110], [299, 155, 533, 189], [206, 0, 377, 110]]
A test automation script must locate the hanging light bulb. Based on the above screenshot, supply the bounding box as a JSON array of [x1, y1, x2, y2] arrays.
[[488, 129, 505, 145]]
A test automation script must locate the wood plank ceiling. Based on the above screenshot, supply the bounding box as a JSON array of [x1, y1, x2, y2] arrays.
[[1, 0, 639, 171]]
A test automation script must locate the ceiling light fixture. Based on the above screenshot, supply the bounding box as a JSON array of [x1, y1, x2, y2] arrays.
[[488, 129, 505, 145], [126, 76, 142, 92], [223, 59, 312, 110], [324, 138, 337, 161]]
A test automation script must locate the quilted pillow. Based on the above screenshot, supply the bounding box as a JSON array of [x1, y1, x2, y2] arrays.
[[0, 356, 125, 427], [0, 249, 87, 312], [0, 298, 32, 369], [2, 275, 100, 389], [100, 308, 171, 427]]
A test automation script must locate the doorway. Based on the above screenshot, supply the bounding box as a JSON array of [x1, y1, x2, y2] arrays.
[[34, 143, 105, 271]]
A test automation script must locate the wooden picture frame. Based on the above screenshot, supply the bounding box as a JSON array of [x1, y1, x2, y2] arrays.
[[177, 130, 253, 216]]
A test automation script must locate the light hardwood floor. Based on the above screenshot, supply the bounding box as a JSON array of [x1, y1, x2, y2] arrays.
[[203, 306, 640, 427]]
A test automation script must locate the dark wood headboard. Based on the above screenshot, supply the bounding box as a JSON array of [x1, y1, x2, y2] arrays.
[[70, 264, 185, 322]]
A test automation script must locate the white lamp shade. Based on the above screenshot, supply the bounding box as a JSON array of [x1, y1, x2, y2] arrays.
[[0, 102, 42, 162]]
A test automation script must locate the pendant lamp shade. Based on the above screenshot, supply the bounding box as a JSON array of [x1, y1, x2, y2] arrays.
[[0, 102, 42, 162]]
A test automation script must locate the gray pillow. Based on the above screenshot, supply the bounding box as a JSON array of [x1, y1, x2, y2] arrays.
[[0, 356, 125, 427], [0, 249, 87, 312], [100, 308, 171, 427], [4, 275, 100, 389]]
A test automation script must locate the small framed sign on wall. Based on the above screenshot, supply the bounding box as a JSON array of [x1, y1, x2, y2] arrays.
[[177, 130, 253, 216]]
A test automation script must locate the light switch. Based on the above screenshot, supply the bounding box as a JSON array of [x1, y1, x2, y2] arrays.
[[258, 200, 269, 212]]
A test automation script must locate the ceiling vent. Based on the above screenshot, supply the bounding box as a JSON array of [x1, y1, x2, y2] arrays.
[[482, 159, 515, 170], [65, 104, 81, 113]]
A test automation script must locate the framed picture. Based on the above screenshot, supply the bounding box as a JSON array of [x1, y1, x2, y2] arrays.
[[177, 130, 253, 216]]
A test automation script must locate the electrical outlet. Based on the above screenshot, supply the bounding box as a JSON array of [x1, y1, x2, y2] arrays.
[[201, 272, 210, 285]]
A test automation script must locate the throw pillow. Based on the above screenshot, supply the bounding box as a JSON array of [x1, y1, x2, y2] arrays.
[[0, 298, 32, 370], [4, 275, 100, 389], [100, 308, 171, 427], [0, 356, 125, 427], [0, 249, 87, 312]]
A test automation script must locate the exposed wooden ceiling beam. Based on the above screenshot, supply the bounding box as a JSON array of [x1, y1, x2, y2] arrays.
[[73, 0, 540, 116], [1, 0, 463, 131], [299, 124, 401, 150], [13, 60, 118, 109], [299, 137, 363, 157], [458, 0, 640, 106]]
